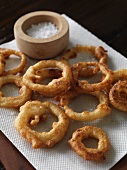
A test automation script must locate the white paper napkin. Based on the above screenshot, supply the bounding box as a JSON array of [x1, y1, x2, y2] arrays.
[[0, 15, 127, 170]]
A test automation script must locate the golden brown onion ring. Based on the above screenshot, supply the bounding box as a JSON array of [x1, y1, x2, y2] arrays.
[[0, 75, 32, 108], [109, 80, 127, 112], [61, 45, 108, 64], [55, 86, 111, 121], [23, 60, 72, 97], [14, 101, 69, 148], [68, 126, 110, 161], [109, 69, 127, 111], [78, 63, 113, 92], [61, 45, 108, 79], [0, 48, 27, 75], [71, 62, 100, 82]]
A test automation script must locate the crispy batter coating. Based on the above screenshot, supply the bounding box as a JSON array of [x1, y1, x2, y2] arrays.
[[23, 60, 72, 97], [109, 80, 127, 112], [108, 69, 127, 111], [0, 75, 32, 108], [68, 126, 110, 161], [61, 45, 109, 86], [61, 45, 108, 64], [55, 86, 111, 121], [113, 69, 127, 82], [35, 69, 62, 83], [0, 53, 5, 75], [0, 48, 27, 75], [78, 63, 113, 92], [14, 101, 69, 148], [71, 61, 100, 81]]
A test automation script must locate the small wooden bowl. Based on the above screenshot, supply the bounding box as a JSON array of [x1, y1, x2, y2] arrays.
[[14, 11, 69, 59]]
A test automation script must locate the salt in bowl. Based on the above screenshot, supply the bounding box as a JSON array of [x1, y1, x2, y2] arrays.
[[14, 11, 69, 59]]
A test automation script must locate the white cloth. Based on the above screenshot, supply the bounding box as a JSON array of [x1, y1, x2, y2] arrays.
[[0, 15, 127, 170]]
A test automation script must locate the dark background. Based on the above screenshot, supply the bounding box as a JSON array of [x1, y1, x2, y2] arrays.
[[0, 0, 127, 170], [1, 0, 127, 57]]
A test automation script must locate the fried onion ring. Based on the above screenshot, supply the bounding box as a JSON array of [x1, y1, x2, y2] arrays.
[[78, 63, 113, 92], [0, 48, 27, 75], [61, 45, 108, 64], [55, 86, 111, 121], [23, 60, 72, 97], [61, 45, 108, 79], [14, 101, 69, 148], [0, 75, 32, 108], [71, 62, 100, 82], [109, 80, 127, 112], [68, 126, 110, 161], [108, 69, 127, 111]]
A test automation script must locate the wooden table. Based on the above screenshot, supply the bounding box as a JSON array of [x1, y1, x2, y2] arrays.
[[0, 0, 127, 169]]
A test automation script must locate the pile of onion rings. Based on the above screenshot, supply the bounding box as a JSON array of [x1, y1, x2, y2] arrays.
[[0, 49, 31, 108], [1, 44, 127, 162]]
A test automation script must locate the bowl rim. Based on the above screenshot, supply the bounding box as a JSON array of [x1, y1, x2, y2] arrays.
[[14, 11, 69, 44]]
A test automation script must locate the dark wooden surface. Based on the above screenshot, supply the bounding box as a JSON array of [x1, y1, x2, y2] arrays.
[[0, 0, 127, 169]]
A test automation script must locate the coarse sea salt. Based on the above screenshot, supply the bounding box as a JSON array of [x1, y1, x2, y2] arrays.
[[26, 22, 59, 38]]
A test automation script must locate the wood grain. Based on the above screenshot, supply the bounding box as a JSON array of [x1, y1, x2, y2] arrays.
[[0, 0, 127, 169], [0, 131, 35, 170]]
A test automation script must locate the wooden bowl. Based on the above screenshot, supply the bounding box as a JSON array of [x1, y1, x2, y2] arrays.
[[14, 11, 69, 59]]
